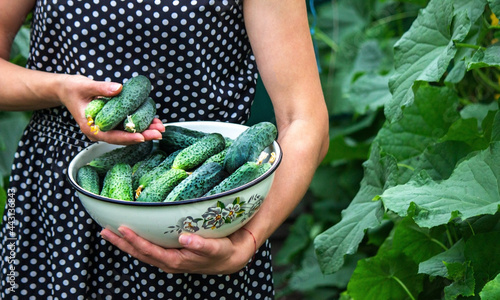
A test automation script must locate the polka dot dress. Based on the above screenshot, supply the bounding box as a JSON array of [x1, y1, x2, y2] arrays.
[[0, 1, 274, 299]]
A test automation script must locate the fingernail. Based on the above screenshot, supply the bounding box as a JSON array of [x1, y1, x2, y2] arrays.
[[179, 234, 192, 246], [117, 227, 126, 237], [109, 83, 122, 92], [100, 231, 109, 240]]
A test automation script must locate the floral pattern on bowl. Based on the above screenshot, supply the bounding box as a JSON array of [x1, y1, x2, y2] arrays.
[[165, 194, 264, 235]]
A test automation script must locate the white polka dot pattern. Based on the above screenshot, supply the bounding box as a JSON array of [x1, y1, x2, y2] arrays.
[[0, 1, 274, 299]]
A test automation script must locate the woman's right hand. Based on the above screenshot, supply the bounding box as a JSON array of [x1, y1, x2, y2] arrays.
[[57, 74, 164, 145]]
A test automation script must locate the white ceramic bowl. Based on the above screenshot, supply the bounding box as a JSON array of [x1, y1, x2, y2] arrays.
[[67, 121, 282, 248]]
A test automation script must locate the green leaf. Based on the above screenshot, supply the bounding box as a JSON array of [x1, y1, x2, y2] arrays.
[[348, 73, 392, 115], [443, 261, 476, 299], [488, 0, 500, 18], [464, 231, 500, 292], [386, 0, 470, 122], [466, 44, 500, 70], [381, 141, 500, 228], [480, 273, 500, 300], [419, 239, 466, 277], [377, 84, 460, 162], [275, 214, 314, 265], [347, 251, 424, 300], [314, 145, 392, 274], [0, 112, 30, 180], [392, 217, 448, 264]]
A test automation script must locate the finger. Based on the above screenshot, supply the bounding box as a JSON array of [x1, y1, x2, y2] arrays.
[[90, 81, 123, 98], [117, 227, 178, 263], [92, 130, 146, 145], [149, 118, 165, 132], [101, 228, 175, 268], [178, 233, 223, 258], [141, 129, 162, 141]]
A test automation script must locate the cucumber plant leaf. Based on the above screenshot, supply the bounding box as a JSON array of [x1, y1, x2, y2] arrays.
[[381, 141, 500, 228], [418, 239, 466, 277], [386, 0, 471, 122], [443, 261, 476, 299], [466, 44, 500, 70], [480, 273, 500, 300], [347, 251, 424, 300], [314, 145, 394, 274]]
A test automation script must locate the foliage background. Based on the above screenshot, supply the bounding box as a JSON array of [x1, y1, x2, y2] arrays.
[[2, 1, 500, 299]]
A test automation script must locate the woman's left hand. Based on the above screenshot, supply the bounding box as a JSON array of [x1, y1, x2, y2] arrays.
[[100, 226, 256, 275]]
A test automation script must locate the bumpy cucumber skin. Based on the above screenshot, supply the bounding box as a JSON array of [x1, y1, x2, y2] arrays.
[[136, 168, 188, 202], [100, 163, 134, 201], [223, 122, 277, 174], [204, 162, 270, 196], [88, 141, 153, 175], [171, 133, 226, 170], [94, 75, 152, 132], [202, 137, 234, 165], [124, 97, 157, 133], [76, 165, 100, 195], [84, 98, 107, 125], [131, 150, 167, 190], [137, 149, 181, 190], [159, 125, 207, 153], [164, 162, 227, 202]]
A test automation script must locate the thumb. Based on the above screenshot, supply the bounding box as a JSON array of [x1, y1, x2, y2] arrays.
[[91, 80, 123, 98], [179, 234, 212, 254]]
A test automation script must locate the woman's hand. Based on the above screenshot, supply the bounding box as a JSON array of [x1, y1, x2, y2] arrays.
[[58, 74, 164, 145], [99, 226, 257, 275]]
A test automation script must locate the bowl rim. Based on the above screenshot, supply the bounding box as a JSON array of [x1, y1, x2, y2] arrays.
[[66, 122, 282, 206]]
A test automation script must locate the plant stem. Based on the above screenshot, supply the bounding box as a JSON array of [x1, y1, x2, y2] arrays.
[[312, 27, 339, 52], [454, 43, 486, 51], [392, 276, 416, 300], [371, 11, 418, 29], [430, 238, 449, 251], [397, 163, 415, 171], [466, 220, 476, 236], [474, 69, 500, 92], [445, 225, 454, 247]]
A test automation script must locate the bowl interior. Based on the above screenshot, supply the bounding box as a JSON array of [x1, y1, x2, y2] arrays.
[[67, 121, 282, 206]]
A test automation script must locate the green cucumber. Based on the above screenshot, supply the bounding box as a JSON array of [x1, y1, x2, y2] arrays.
[[88, 141, 153, 175], [164, 162, 228, 202], [100, 163, 134, 201], [171, 133, 226, 170], [93, 75, 152, 133], [136, 168, 188, 202], [84, 98, 109, 127], [159, 125, 208, 153], [124, 97, 157, 133], [202, 137, 233, 166], [204, 162, 271, 196], [223, 122, 277, 174], [76, 165, 100, 195], [131, 150, 167, 190], [135, 149, 182, 197]]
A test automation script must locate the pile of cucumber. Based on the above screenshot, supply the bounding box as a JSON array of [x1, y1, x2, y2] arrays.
[[76, 122, 278, 202], [85, 75, 156, 134]]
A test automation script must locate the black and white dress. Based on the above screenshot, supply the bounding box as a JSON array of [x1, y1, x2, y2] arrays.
[[0, 1, 275, 299]]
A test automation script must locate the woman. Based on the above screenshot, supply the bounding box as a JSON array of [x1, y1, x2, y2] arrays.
[[0, 0, 329, 299]]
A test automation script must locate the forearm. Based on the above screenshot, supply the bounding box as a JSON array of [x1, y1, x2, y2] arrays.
[[0, 58, 64, 111]]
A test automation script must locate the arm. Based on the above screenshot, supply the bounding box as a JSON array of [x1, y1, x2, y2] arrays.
[[101, 0, 329, 274], [0, 1, 163, 144]]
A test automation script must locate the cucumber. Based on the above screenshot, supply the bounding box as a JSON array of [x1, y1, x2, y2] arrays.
[[131, 150, 167, 190], [135, 149, 182, 197], [171, 133, 226, 170], [88, 141, 153, 175], [84, 98, 109, 127], [204, 162, 271, 196], [123, 97, 157, 133], [100, 163, 134, 201], [159, 125, 208, 153], [202, 137, 233, 165], [164, 162, 228, 202], [93, 75, 152, 133], [76, 165, 100, 195], [136, 168, 188, 202], [223, 122, 277, 174]]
